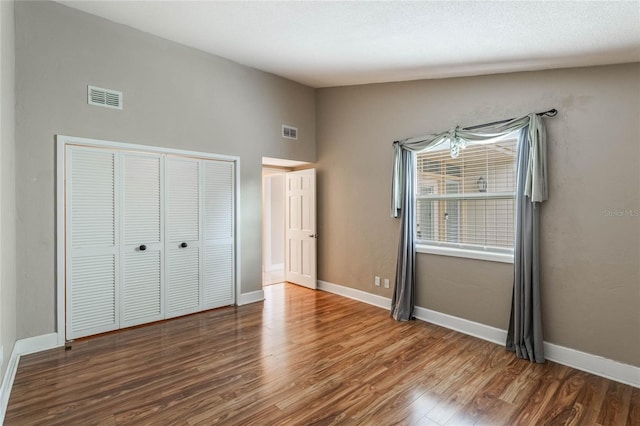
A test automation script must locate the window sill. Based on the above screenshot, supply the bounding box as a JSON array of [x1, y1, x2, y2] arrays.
[[416, 244, 514, 263]]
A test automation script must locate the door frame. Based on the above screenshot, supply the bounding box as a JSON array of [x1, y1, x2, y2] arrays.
[[56, 135, 241, 345], [262, 168, 287, 278]]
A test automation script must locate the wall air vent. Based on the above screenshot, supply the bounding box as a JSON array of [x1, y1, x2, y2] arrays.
[[282, 125, 298, 140], [88, 85, 123, 110]]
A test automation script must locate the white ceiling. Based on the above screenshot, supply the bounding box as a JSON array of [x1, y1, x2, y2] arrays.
[[58, 1, 640, 88]]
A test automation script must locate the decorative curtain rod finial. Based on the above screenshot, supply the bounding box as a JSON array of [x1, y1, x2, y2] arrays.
[[538, 108, 557, 117], [463, 108, 559, 131]]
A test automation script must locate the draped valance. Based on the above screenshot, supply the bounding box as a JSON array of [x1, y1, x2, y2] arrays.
[[391, 113, 548, 218]]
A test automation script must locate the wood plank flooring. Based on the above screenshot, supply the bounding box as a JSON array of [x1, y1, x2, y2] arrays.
[[6, 283, 639, 425]]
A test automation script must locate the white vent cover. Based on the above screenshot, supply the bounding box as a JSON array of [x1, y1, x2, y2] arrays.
[[88, 85, 123, 110], [282, 125, 298, 140]]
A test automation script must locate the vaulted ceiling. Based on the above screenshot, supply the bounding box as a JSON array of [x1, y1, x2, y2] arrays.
[[58, 1, 640, 88]]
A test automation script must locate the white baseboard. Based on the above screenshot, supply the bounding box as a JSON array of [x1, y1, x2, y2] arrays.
[[0, 333, 62, 423], [317, 280, 391, 310], [412, 305, 508, 346], [0, 346, 19, 425], [317, 280, 640, 389], [544, 342, 640, 388], [13, 333, 59, 356], [237, 290, 265, 306]]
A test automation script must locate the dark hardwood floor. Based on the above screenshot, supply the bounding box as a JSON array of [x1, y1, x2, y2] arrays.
[[5, 283, 639, 425]]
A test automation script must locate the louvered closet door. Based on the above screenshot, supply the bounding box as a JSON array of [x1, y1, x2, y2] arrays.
[[120, 152, 164, 327], [165, 156, 201, 318], [66, 146, 119, 340], [202, 160, 235, 309]]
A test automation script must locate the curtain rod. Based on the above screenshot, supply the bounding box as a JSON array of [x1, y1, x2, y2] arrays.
[[463, 108, 558, 131], [392, 108, 559, 145]]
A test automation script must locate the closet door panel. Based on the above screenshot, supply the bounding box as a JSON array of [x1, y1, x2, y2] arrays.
[[121, 153, 164, 327], [122, 250, 162, 324], [69, 254, 117, 336], [66, 147, 119, 339], [167, 248, 200, 314], [166, 157, 200, 243], [165, 157, 201, 317], [122, 155, 162, 246], [202, 160, 235, 309], [204, 245, 233, 307]]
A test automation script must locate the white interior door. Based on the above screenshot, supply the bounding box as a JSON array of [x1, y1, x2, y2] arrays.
[[285, 169, 317, 289], [120, 152, 164, 327], [66, 146, 119, 339], [165, 156, 201, 318]]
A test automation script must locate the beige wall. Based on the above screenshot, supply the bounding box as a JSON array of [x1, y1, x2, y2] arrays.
[[317, 63, 640, 367], [0, 0, 17, 376], [14, 1, 316, 339], [10, 0, 640, 370]]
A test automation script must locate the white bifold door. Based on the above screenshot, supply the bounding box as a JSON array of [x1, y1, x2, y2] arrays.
[[165, 156, 200, 318], [121, 152, 164, 327], [65, 143, 235, 340], [66, 147, 120, 338], [202, 161, 235, 308]]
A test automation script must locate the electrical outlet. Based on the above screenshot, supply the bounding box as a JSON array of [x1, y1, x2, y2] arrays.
[[374, 276, 381, 287], [384, 278, 390, 288]]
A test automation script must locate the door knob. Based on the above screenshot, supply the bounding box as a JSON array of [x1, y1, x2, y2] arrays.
[[139, 244, 147, 251], [308, 234, 318, 238], [180, 242, 188, 248]]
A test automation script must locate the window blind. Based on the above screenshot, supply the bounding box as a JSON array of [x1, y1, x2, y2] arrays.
[[415, 137, 517, 253]]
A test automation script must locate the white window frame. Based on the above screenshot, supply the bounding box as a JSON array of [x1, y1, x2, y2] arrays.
[[414, 141, 516, 264], [416, 241, 514, 263]]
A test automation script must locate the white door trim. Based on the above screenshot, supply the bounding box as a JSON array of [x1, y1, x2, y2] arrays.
[[56, 135, 241, 343], [263, 175, 273, 271]]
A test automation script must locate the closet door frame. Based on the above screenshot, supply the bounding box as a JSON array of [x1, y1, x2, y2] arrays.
[[56, 135, 241, 345]]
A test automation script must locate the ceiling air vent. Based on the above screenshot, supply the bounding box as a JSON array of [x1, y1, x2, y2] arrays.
[[282, 124, 298, 140], [88, 85, 122, 110]]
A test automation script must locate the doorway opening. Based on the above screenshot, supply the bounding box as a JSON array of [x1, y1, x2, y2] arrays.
[[262, 157, 315, 289], [262, 167, 287, 286]]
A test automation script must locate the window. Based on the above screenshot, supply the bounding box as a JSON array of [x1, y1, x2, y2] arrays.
[[415, 135, 517, 262]]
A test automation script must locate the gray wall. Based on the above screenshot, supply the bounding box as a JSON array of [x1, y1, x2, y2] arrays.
[[316, 63, 640, 367], [15, 1, 316, 339], [11, 0, 640, 371], [0, 0, 17, 376]]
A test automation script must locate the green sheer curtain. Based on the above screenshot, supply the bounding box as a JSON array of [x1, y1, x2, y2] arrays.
[[391, 113, 550, 362]]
